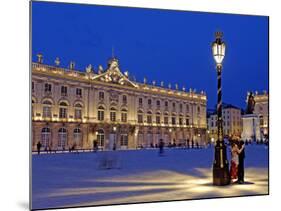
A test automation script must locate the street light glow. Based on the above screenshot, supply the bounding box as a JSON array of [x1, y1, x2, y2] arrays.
[[212, 32, 226, 66]]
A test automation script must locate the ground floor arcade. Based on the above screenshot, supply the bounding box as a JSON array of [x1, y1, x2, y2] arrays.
[[32, 121, 207, 151]]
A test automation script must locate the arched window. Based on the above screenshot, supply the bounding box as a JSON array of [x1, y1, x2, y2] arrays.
[[42, 100, 52, 118], [41, 127, 51, 148], [147, 111, 152, 124], [97, 129, 104, 147], [74, 103, 83, 119], [59, 102, 68, 118], [58, 128, 67, 149], [98, 106, 105, 121], [73, 128, 82, 147]]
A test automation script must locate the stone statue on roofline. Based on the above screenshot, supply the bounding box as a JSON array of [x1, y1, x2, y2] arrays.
[[98, 65, 103, 74], [246, 91, 256, 114]]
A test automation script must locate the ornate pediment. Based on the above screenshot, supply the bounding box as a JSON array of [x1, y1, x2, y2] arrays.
[[92, 58, 138, 88]]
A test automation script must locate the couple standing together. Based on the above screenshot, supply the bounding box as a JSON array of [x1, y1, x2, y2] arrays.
[[230, 139, 245, 184]]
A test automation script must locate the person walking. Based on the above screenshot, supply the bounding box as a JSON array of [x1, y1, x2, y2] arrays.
[[37, 141, 42, 155], [237, 139, 245, 184]]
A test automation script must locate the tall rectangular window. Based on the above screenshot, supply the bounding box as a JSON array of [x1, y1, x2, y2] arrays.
[[44, 83, 52, 93], [172, 117, 176, 125], [186, 118, 190, 126], [99, 92, 104, 100], [59, 107, 67, 118], [179, 104, 183, 112], [43, 106, 52, 118], [61, 86, 67, 96], [147, 115, 152, 124], [76, 88, 82, 97], [121, 113, 127, 122], [139, 98, 143, 106], [186, 104, 189, 113], [122, 95, 127, 104], [156, 100, 160, 106], [164, 116, 169, 124], [138, 114, 143, 123], [179, 118, 183, 125], [156, 116, 161, 124], [110, 111, 116, 122], [98, 110, 104, 121], [120, 134, 128, 146], [74, 109, 82, 119]]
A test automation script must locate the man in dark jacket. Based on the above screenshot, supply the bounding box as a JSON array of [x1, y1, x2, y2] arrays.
[[37, 141, 42, 155], [238, 140, 245, 184]]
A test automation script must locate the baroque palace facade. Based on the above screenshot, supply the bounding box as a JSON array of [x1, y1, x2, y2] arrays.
[[31, 56, 207, 151]]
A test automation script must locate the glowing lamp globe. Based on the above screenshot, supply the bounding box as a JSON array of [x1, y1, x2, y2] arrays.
[[212, 32, 226, 66]]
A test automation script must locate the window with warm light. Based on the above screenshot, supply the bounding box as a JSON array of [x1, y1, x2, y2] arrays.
[[42, 100, 52, 118], [58, 128, 67, 149]]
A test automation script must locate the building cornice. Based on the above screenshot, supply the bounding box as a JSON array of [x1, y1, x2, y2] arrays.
[[32, 62, 207, 103]]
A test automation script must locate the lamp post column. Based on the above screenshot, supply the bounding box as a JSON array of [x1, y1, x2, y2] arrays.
[[213, 64, 230, 185]]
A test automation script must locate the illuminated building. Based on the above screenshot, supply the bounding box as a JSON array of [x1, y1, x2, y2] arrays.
[[31, 55, 207, 151]]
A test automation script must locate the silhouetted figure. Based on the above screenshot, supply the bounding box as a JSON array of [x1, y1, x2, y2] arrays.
[[70, 143, 78, 153], [238, 140, 245, 184], [187, 139, 190, 149], [196, 142, 199, 149], [93, 140, 98, 152], [159, 139, 164, 156], [37, 142, 42, 155], [191, 139, 194, 149]]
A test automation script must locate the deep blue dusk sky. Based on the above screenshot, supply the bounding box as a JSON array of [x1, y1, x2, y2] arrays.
[[32, 1, 269, 109]]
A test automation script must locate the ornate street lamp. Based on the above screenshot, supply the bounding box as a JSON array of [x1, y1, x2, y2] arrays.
[[212, 32, 230, 186]]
